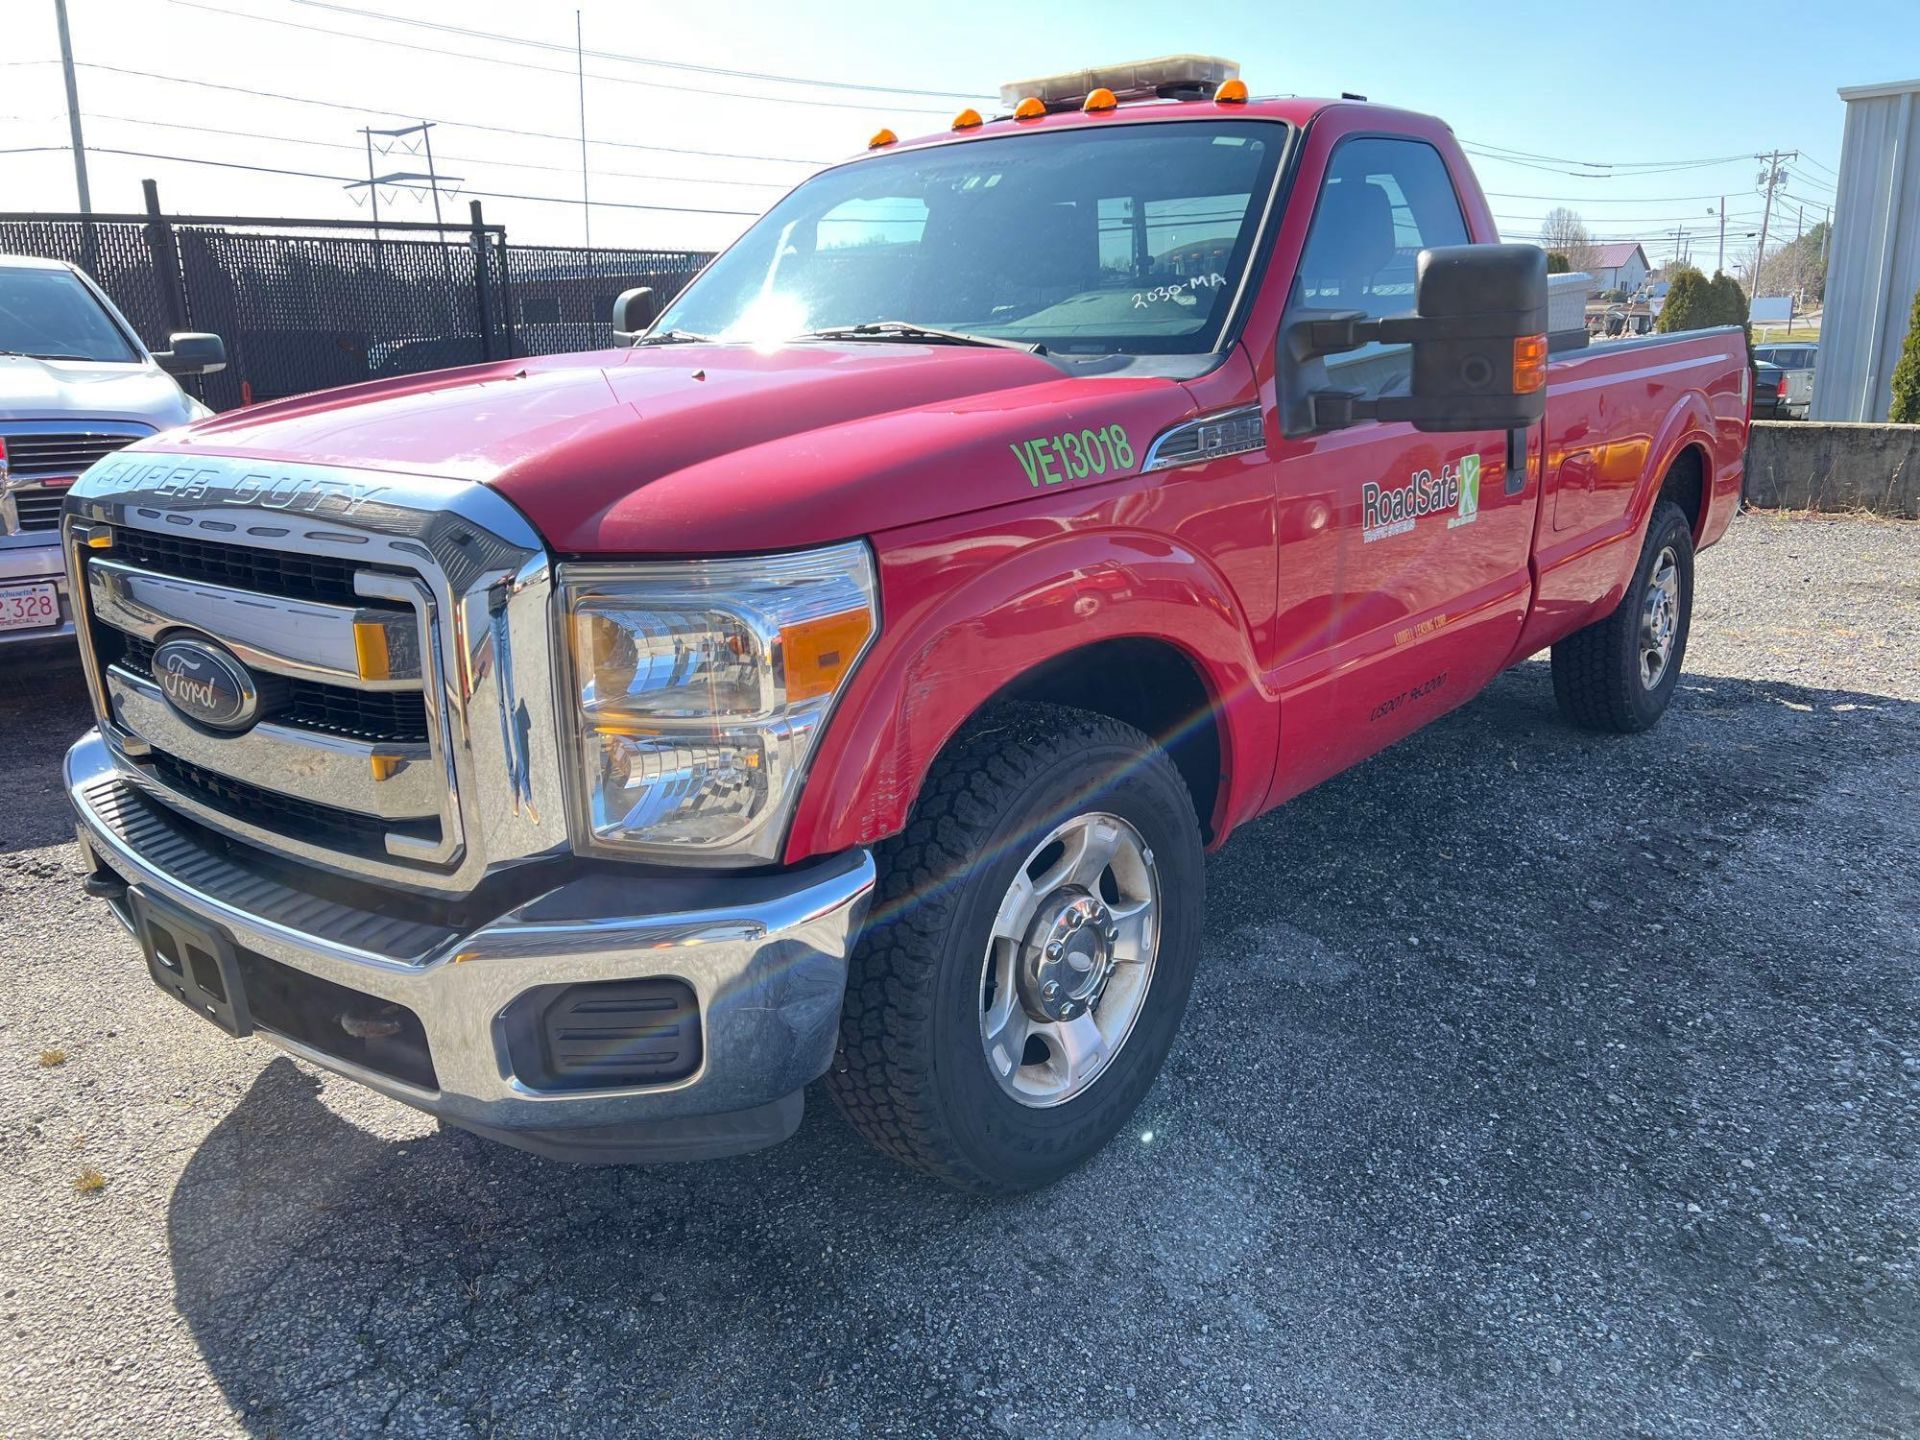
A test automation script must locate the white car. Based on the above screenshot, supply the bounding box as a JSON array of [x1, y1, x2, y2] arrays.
[[0, 256, 225, 652]]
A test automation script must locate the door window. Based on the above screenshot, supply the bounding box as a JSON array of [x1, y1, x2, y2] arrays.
[[1290, 137, 1470, 398]]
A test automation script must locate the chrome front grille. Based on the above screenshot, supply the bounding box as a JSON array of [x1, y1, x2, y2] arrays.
[[64, 452, 572, 896], [4, 423, 148, 539]]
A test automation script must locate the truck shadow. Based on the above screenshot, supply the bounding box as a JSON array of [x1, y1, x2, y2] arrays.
[[0, 652, 95, 854], [157, 663, 1920, 1436]]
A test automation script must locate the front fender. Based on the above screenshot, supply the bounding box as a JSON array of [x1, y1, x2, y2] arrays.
[[784, 520, 1276, 863]]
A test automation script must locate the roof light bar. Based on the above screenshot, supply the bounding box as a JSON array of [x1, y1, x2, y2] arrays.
[[998, 55, 1240, 113]]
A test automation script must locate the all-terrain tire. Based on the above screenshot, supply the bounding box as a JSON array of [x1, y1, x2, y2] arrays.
[[1551, 499, 1696, 733], [826, 702, 1205, 1194]]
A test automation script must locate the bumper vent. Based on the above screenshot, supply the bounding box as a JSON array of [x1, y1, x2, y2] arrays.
[[504, 978, 703, 1091]]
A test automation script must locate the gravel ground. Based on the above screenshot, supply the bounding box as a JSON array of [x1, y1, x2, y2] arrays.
[[2, 511, 1917, 1439]]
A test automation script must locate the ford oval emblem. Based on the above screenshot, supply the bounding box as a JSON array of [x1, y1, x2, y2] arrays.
[[151, 636, 259, 731]]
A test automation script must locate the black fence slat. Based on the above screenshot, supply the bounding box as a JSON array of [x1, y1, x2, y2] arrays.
[[0, 211, 715, 411]]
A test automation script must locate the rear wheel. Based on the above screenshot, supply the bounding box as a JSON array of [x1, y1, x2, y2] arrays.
[[827, 702, 1204, 1193], [1551, 499, 1695, 733]]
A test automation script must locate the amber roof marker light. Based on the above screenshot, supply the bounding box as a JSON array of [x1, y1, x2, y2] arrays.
[[1082, 87, 1118, 114], [868, 128, 898, 149], [1215, 78, 1249, 104], [1013, 96, 1046, 120], [951, 108, 984, 130]]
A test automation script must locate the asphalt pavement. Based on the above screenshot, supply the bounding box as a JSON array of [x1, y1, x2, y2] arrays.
[[2, 511, 1917, 1439]]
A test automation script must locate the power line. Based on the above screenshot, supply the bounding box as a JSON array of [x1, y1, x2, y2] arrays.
[[70, 144, 767, 216], [1484, 188, 1755, 203], [80, 111, 788, 188], [74, 61, 835, 165], [162, 0, 965, 115], [286, 0, 991, 101]]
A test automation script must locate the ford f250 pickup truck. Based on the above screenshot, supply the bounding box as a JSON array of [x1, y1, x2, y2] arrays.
[[60, 60, 1750, 1193]]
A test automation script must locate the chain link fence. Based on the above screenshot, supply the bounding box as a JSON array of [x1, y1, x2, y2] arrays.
[[0, 192, 714, 411]]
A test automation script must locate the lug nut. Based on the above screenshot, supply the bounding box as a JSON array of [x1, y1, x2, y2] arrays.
[[1046, 941, 1063, 960], [1067, 910, 1085, 930], [1042, 980, 1059, 999]]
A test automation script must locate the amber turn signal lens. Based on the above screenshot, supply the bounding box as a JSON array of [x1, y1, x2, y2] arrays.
[[1513, 334, 1549, 394], [1214, 79, 1249, 104], [1083, 87, 1118, 113], [868, 128, 898, 149], [1013, 96, 1046, 120], [951, 108, 983, 130], [781, 609, 873, 703], [353, 619, 392, 681]]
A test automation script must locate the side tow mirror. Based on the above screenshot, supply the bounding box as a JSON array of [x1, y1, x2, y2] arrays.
[[1297, 244, 1549, 435], [611, 287, 656, 343], [155, 332, 227, 377]]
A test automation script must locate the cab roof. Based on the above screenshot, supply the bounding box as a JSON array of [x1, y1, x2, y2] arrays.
[[866, 93, 1437, 160]]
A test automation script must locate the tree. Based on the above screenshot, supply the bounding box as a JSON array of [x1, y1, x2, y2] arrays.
[[1891, 281, 1920, 424], [1656, 266, 1710, 332], [1538, 208, 1598, 276], [1546, 251, 1571, 274]]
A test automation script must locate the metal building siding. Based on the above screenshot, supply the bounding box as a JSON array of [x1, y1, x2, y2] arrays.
[[1813, 80, 1920, 422]]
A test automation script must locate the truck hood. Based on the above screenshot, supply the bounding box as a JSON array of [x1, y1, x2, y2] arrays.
[[148, 345, 1197, 553], [0, 354, 199, 429]]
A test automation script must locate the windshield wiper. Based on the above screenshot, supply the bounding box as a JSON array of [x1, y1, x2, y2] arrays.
[[799, 321, 1045, 356], [0, 350, 95, 361], [631, 329, 714, 346]]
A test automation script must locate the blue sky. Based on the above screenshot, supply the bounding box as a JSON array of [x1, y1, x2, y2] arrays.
[[5, 0, 1913, 260]]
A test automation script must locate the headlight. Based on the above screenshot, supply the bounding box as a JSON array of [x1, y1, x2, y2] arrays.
[[557, 541, 877, 863]]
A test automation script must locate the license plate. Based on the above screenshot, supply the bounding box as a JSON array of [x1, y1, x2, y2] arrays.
[[0, 581, 59, 633], [129, 888, 254, 1038]]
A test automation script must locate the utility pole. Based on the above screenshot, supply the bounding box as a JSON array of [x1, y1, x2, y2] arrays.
[[1717, 197, 1726, 275], [53, 0, 91, 212], [360, 128, 382, 245], [1751, 148, 1796, 299], [575, 9, 592, 262]]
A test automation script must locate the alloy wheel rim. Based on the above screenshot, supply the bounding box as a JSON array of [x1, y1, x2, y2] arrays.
[[977, 811, 1161, 1107], [1639, 546, 1681, 690]]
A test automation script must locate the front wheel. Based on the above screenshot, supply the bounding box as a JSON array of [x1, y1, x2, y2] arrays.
[[1551, 499, 1696, 733], [827, 702, 1205, 1193]]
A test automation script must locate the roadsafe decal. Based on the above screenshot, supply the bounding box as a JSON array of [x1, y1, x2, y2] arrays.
[[1012, 425, 1135, 488], [1361, 453, 1482, 543]]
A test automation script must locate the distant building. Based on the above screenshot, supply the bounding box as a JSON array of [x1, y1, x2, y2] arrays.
[[1586, 243, 1651, 296], [1812, 77, 1920, 422]]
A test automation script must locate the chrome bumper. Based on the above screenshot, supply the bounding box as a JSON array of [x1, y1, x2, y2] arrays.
[[0, 541, 73, 647], [67, 729, 876, 1163]]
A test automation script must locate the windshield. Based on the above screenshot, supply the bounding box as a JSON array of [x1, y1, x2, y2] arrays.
[[0, 267, 141, 363], [653, 119, 1288, 357]]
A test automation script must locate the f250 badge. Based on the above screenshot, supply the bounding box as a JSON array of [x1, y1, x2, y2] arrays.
[[1361, 453, 1481, 544]]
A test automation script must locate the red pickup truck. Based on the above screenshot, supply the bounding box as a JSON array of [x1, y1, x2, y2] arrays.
[[61, 62, 1749, 1193]]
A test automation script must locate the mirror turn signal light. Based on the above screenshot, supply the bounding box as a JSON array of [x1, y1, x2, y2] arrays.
[[1083, 87, 1118, 113], [1513, 335, 1549, 394], [952, 108, 983, 130], [1013, 96, 1046, 120], [869, 128, 898, 149], [1215, 79, 1249, 104]]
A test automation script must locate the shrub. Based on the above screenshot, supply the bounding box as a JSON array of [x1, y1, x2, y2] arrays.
[[1546, 251, 1571, 274], [1656, 267, 1709, 332], [1891, 282, 1920, 424]]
